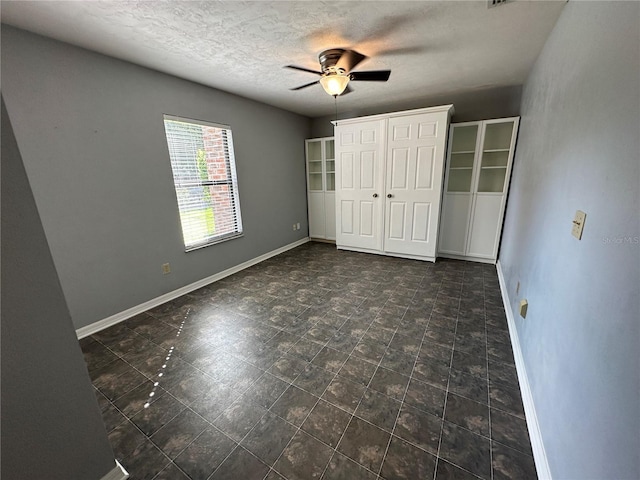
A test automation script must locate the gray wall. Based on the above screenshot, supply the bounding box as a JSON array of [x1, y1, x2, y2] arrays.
[[499, 3, 639, 479], [1, 26, 311, 330], [1, 97, 116, 479], [310, 85, 522, 137]]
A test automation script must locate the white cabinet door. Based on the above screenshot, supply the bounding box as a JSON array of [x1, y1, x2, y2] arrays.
[[466, 194, 506, 258], [307, 192, 326, 239], [384, 114, 447, 258], [439, 193, 473, 255], [335, 120, 385, 251], [324, 192, 336, 240]]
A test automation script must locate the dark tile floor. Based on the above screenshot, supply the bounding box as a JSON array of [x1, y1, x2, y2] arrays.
[[81, 242, 537, 480]]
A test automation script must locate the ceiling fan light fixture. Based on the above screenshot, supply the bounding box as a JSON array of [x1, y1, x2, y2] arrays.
[[319, 73, 350, 96]]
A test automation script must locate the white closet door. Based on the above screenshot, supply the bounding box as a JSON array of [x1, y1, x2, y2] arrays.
[[335, 120, 385, 251], [383, 113, 447, 258]]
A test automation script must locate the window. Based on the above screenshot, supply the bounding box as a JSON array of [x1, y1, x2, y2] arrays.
[[163, 115, 243, 251]]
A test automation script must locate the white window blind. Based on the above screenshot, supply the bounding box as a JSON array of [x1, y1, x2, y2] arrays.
[[163, 115, 243, 251]]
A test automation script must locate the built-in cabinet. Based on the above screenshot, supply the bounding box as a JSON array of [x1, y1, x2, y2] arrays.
[[305, 137, 336, 241], [438, 117, 519, 263], [334, 105, 453, 262]]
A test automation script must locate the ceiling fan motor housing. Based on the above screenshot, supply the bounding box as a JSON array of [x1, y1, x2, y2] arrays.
[[319, 49, 347, 74]]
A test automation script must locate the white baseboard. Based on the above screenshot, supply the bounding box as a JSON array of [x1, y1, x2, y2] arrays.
[[101, 461, 128, 480], [76, 238, 310, 339], [496, 260, 552, 480]]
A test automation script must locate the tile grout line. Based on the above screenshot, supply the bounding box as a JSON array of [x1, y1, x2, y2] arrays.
[[268, 281, 397, 480], [372, 266, 439, 480], [484, 268, 495, 480], [86, 247, 519, 480], [312, 274, 425, 480]]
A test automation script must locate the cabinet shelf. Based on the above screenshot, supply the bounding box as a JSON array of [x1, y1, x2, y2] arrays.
[[483, 148, 510, 153], [452, 150, 475, 155]]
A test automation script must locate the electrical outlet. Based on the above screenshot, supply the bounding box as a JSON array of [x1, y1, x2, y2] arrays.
[[519, 299, 528, 318], [292, 224, 297, 231], [296, 222, 301, 230], [162, 263, 171, 275], [572, 210, 586, 240]]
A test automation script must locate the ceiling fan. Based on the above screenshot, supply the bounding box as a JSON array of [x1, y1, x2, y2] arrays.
[[286, 48, 391, 96]]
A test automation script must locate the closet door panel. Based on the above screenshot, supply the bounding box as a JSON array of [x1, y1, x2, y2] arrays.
[[384, 114, 445, 258], [335, 120, 385, 251]]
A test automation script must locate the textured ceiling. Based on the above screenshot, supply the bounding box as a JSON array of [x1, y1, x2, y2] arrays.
[[1, 1, 566, 118]]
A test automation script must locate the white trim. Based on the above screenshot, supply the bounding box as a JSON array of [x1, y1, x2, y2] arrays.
[[332, 104, 454, 126], [335, 245, 436, 263], [76, 238, 310, 339], [100, 461, 128, 480], [437, 252, 496, 264], [496, 260, 552, 480]]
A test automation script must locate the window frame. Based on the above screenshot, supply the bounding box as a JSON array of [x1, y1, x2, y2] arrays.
[[163, 114, 243, 252]]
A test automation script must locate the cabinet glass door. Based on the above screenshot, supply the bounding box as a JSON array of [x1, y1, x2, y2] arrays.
[[325, 139, 335, 191], [477, 121, 514, 193], [307, 140, 323, 191], [447, 125, 478, 192]]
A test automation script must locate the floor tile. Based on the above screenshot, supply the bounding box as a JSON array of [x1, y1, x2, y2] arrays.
[[404, 378, 447, 418], [434, 458, 482, 479], [336, 356, 377, 386], [301, 399, 351, 448], [213, 398, 267, 442], [489, 381, 526, 418], [448, 369, 489, 405], [121, 438, 170, 480], [379, 348, 416, 377], [439, 421, 491, 480], [242, 372, 289, 409], [393, 403, 442, 454], [150, 408, 208, 459], [444, 392, 490, 436], [107, 419, 147, 461], [292, 363, 336, 396], [354, 388, 402, 432], [321, 377, 366, 413], [267, 354, 309, 382], [270, 385, 319, 426], [82, 244, 535, 480], [452, 351, 487, 378], [273, 430, 334, 480], [241, 411, 298, 466], [189, 383, 240, 423], [368, 367, 410, 401], [129, 393, 186, 436], [336, 416, 390, 472], [321, 452, 378, 480], [152, 462, 191, 480], [174, 426, 236, 480], [209, 446, 270, 480], [491, 440, 538, 480], [380, 435, 437, 480], [311, 346, 349, 373], [490, 408, 533, 455]]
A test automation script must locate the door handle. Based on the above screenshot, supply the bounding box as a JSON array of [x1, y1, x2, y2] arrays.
[[373, 193, 378, 198], [387, 194, 393, 198]]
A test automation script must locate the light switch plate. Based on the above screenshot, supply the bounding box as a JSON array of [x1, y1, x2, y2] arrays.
[[572, 210, 586, 240]]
